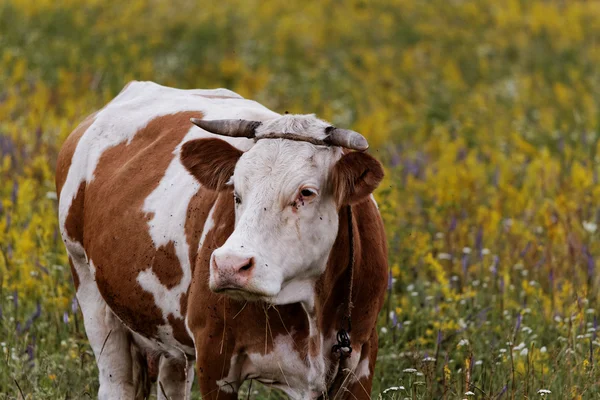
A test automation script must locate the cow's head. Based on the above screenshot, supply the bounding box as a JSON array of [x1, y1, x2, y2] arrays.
[[181, 115, 383, 305]]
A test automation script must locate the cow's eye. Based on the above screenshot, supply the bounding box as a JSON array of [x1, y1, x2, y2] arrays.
[[301, 189, 316, 198], [234, 193, 242, 205]]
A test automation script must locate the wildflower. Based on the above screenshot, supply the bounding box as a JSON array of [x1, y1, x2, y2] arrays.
[[540, 346, 547, 353], [462, 247, 471, 254], [422, 356, 436, 362], [481, 248, 490, 255], [438, 252, 452, 260], [520, 348, 528, 356], [583, 221, 597, 233], [382, 386, 405, 394], [457, 339, 469, 348], [465, 391, 475, 396], [537, 389, 551, 396], [513, 342, 526, 351], [402, 368, 417, 374], [380, 327, 388, 334], [48, 374, 56, 381]]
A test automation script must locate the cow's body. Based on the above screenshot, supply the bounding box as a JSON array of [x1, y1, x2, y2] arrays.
[[56, 81, 388, 399]]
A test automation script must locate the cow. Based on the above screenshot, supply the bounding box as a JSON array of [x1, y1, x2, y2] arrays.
[[56, 81, 388, 400]]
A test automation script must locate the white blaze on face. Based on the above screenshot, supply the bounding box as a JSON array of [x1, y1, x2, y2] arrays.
[[210, 116, 344, 305]]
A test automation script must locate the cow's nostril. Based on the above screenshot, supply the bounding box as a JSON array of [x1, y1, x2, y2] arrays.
[[239, 258, 254, 272]]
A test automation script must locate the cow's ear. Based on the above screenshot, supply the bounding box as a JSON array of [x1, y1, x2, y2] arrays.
[[332, 151, 384, 206], [181, 138, 243, 190]]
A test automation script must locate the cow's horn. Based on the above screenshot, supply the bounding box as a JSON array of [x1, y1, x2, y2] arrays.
[[190, 118, 260, 138], [325, 127, 369, 151]]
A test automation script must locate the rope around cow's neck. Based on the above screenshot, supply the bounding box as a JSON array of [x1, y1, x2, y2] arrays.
[[331, 204, 354, 358]]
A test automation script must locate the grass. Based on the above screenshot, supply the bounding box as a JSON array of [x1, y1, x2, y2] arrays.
[[2, 0, 600, 398]]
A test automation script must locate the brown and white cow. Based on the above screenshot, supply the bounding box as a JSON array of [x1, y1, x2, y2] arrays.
[[56, 81, 387, 400]]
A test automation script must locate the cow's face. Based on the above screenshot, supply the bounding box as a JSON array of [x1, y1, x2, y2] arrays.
[[181, 115, 383, 305]]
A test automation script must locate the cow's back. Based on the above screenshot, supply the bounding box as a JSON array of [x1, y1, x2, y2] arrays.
[[56, 81, 279, 352]]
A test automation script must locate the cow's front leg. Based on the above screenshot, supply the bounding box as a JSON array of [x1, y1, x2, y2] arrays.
[[195, 333, 241, 400], [156, 355, 195, 400]]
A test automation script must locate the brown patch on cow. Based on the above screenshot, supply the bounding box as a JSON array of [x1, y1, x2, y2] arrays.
[[167, 314, 194, 348], [332, 151, 384, 206], [83, 111, 203, 340], [68, 256, 80, 290], [55, 113, 96, 196], [151, 241, 182, 289], [64, 182, 86, 244], [316, 200, 388, 355], [181, 138, 243, 190]]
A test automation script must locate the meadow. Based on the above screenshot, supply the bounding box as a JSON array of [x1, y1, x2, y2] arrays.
[[2, 0, 600, 398]]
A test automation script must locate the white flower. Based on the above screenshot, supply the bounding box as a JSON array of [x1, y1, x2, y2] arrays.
[[416, 372, 424, 377], [586, 308, 595, 314], [513, 342, 526, 351], [46, 191, 57, 200], [457, 339, 469, 348], [438, 252, 452, 260], [465, 391, 475, 396], [520, 348, 528, 356], [481, 248, 490, 255], [537, 389, 551, 395], [380, 327, 388, 334], [382, 386, 405, 394], [406, 284, 415, 291], [435, 232, 444, 239], [583, 221, 597, 233], [540, 346, 547, 353], [422, 356, 436, 362], [475, 360, 483, 366], [463, 247, 472, 254], [402, 368, 417, 374], [499, 348, 507, 353]]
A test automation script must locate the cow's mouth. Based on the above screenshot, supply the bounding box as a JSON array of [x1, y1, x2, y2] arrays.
[[213, 286, 271, 301]]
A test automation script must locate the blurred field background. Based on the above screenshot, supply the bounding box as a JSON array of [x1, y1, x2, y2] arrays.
[[2, 0, 600, 398]]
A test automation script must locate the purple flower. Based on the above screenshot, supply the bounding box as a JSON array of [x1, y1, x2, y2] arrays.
[[584, 246, 595, 279], [63, 312, 69, 324], [491, 255, 499, 277], [515, 313, 522, 335], [71, 297, 78, 313], [26, 343, 34, 362], [11, 181, 18, 204], [475, 227, 483, 258], [449, 216, 457, 232], [462, 254, 469, 280], [520, 242, 531, 258]]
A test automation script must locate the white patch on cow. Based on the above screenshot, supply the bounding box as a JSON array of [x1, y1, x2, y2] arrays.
[[137, 129, 222, 350], [199, 202, 217, 248], [370, 194, 379, 209], [255, 114, 331, 141], [355, 357, 370, 380], [245, 334, 311, 399], [216, 354, 241, 393]]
